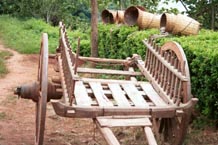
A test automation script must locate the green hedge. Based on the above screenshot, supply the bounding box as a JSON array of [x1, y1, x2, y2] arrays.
[[157, 30, 218, 120], [94, 24, 218, 121]]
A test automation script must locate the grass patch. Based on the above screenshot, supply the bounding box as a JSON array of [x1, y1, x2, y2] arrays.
[[0, 15, 90, 54], [0, 50, 13, 77], [0, 112, 7, 120], [0, 15, 59, 54]]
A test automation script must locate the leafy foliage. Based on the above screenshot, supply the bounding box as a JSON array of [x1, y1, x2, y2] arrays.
[[180, 0, 218, 30], [97, 24, 218, 121], [156, 30, 218, 120]]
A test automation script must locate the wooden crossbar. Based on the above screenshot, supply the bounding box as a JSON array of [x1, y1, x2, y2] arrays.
[[77, 67, 142, 76], [95, 116, 157, 145]]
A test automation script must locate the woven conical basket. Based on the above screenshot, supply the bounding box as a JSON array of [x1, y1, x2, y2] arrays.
[[124, 6, 146, 26], [160, 13, 177, 32], [101, 9, 118, 24], [172, 14, 200, 35], [117, 10, 125, 24], [140, 12, 160, 29]]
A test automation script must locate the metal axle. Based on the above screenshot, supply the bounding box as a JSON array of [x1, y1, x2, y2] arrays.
[[14, 81, 62, 102]]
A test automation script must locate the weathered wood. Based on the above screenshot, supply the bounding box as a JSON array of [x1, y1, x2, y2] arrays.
[[79, 56, 129, 64], [97, 117, 152, 127], [143, 40, 188, 81], [57, 56, 69, 104], [89, 82, 113, 106], [95, 121, 120, 145], [108, 83, 131, 107], [135, 59, 173, 104], [140, 83, 167, 106], [77, 67, 142, 76], [128, 67, 138, 81], [122, 84, 149, 107], [74, 81, 92, 106], [144, 127, 158, 145], [80, 77, 140, 84]]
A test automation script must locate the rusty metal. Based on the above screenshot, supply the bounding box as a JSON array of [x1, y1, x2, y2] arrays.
[[15, 82, 39, 102], [14, 82, 62, 102]]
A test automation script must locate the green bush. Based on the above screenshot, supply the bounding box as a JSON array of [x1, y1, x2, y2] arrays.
[[156, 30, 218, 120], [97, 25, 218, 121], [98, 24, 158, 59]]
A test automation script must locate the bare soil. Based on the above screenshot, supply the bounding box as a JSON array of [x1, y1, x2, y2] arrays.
[[0, 43, 217, 145]]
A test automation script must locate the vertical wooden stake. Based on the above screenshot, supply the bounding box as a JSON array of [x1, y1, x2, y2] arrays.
[[91, 0, 98, 58]]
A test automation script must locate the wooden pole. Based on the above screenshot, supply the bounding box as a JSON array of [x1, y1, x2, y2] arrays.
[[91, 0, 98, 57]]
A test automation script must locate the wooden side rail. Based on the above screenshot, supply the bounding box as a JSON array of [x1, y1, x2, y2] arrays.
[[58, 22, 79, 104], [135, 38, 191, 105]]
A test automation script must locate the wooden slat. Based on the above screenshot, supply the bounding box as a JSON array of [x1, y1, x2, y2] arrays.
[[122, 84, 149, 107], [57, 56, 69, 104], [135, 59, 174, 105], [108, 83, 130, 107], [89, 82, 113, 107], [80, 56, 128, 64], [140, 83, 167, 106], [143, 40, 188, 81], [97, 117, 152, 127], [144, 127, 158, 145], [77, 67, 142, 76], [128, 67, 138, 81], [80, 78, 140, 84], [95, 121, 120, 145], [74, 81, 92, 106]]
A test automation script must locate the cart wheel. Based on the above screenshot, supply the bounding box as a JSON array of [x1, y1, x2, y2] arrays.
[[35, 33, 48, 145], [152, 41, 192, 145], [153, 114, 190, 145]]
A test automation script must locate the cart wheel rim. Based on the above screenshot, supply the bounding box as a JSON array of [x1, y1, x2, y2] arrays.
[[35, 33, 48, 145], [152, 41, 192, 145]]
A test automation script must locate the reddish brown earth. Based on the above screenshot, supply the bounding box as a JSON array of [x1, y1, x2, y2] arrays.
[[0, 43, 217, 145]]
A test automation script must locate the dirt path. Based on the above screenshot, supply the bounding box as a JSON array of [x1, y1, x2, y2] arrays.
[[0, 44, 102, 145], [0, 45, 37, 99]]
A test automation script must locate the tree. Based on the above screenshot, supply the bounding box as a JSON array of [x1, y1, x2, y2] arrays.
[[178, 0, 218, 30], [91, 0, 98, 57]]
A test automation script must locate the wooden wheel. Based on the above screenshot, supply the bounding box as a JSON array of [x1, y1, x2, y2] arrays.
[[35, 33, 48, 145], [152, 41, 192, 145]]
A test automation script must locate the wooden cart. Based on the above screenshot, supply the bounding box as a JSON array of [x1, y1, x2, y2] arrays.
[[15, 22, 198, 145]]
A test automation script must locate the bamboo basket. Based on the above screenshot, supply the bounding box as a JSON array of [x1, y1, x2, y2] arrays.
[[160, 13, 177, 32], [101, 9, 118, 24], [117, 10, 125, 24], [160, 13, 200, 35], [140, 12, 160, 29], [124, 6, 146, 26], [172, 14, 200, 35]]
